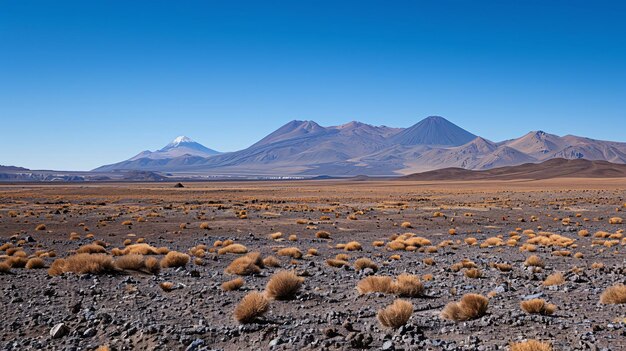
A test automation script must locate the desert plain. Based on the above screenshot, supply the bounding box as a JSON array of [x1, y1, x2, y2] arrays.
[[0, 178, 625, 350]]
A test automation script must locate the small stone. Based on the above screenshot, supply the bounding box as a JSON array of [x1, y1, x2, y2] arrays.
[[50, 323, 69, 339]]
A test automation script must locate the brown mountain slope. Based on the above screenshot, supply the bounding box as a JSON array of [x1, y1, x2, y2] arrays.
[[401, 158, 626, 181]]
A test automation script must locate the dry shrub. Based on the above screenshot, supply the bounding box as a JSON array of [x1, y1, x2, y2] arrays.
[[77, 244, 106, 254], [0, 243, 13, 251], [326, 258, 349, 268], [288, 234, 297, 241], [218, 243, 248, 255], [276, 247, 302, 259], [448, 228, 457, 235], [591, 262, 604, 269], [510, 340, 552, 351], [335, 253, 350, 261], [393, 274, 423, 297], [121, 243, 161, 255], [344, 241, 362, 251], [200, 222, 210, 229], [400, 221, 412, 228], [265, 270, 304, 300], [121, 220, 132, 226], [464, 268, 482, 279], [440, 293, 489, 321], [480, 237, 504, 248], [35, 224, 46, 231], [389, 254, 401, 260], [543, 272, 565, 286], [48, 254, 116, 276], [262, 255, 281, 267], [354, 258, 378, 272], [221, 277, 245, 291], [464, 237, 477, 245], [233, 291, 269, 323], [116, 254, 146, 271], [496, 263, 512, 272], [609, 217, 623, 224], [0, 262, 11, 273], [578, 229, 589, 237], [373, 241, 385, 247], [226, 252, 263, 275], [377, 299, 413, 329], [316, 231, 330, 239], [520, 299, 557, 315], [25, 257, 45, 269], [160, 282, 174, 292], [160, 251, 190, 268], [524, 255, 545, 268], [600, 284, 626, 304], [306, 248, 318, 256], [423, 258, 435, 265], [144, 257, 161, 274], [357, 276, 394, 294], [386, 241, 405, 251], [269, 232, 283, 240]]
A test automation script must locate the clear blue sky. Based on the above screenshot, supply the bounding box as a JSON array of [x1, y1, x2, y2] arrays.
[[1, 1, 625, 170]]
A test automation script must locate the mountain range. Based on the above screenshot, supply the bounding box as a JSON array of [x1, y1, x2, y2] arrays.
[[94, 116, 626, 176]]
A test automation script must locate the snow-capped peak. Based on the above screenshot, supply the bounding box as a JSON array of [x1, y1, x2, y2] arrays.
[[172, 136, 193, 145]]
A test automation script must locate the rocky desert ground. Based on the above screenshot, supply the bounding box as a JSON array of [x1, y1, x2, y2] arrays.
[[0, 179, 625, 351]]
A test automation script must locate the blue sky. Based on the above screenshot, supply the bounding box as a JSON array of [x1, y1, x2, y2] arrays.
[[1, 1, 625, 170]]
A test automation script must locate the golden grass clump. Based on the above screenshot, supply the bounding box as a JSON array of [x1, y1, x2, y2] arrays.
[[35, 224, 46, 231], [464, 237, 477, 245], [393, 274, 423, 297], [76, 243, 107, 254], [269, 232, 283, 240], [496, 263, 512, 272], [599, 284, 626, 304], [25, 257, 45, 269], [262, 255, 281, 267], [609, 217, 623, 224], [423, 257, 435, 265], [115, 254, 147, 271], [520, 299, 557, 315], [400, 221, 412, 228], [377, 299, 413, 329], [326, 258, 349, 268], [440, 293, 489, 321], [233, 291, 269, 323], [354, 257, 378, 272], [276, 247, 303, 259], [357, 275, 394, 294], [464, 268, 482, 279], [524, 255, 545, 268], [159, 282, 175, 292], [288, 234, 297, 241], [160, 251, 190, 268], [306, 248, 318, 256], [199, 222, 210, 230], [221, 277, 245, 291], [344, 241, 362, 251], [226, 252, 264, 275], [335, 253, 350, 261], [315, 231, 331, 239], [4, 257, 26, 269], [265, 270, 304, 300], [543, 272, 565, 286], [373, 240, 385, 247], [510, 340, 552, 351], [218, 243, 248, 255], [0, 262, 11, 273], [48, 254, 116, 276]]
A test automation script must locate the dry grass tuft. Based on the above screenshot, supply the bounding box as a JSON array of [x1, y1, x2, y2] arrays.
[[226, 252, 263, 275], [221, 277, 245, 291], [315, 231, 331, 239], [393, 273, 424, 297], [600, 284, 626, 304], [276, 247, 302, 259], [160, 251, 190, 268], [357, 275, 394, 294], [377, 299, 413, 329], [464, 268, 482, 279], [326, 258, 349, 268], [116, 254, 146, 271], [520, 299, 557, 315], [609, 217, 623, 224], [233, 291, 269, 323], [440, 293, 489, 321], [344, 241, 362, 251], [0, 262, 11, 273], [77, 243, 107, 254], [265, 270, 304, 300], [543, 272, 565, 286], [35, 224, 46, 231], [262, 255, 281, 268], [48, 254, 116, 276], [218, 243, 248, 255], [354, 257, 378, 272], [510, 340, 552, 351], [400, 221, 412, 228], [159, 282, 174, 292], [524, 255, 545, 268], [25, 257, 45, 269]]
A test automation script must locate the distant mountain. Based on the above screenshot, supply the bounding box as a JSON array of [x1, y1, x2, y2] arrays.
[[94, 136, 220, 172], [391, 116, 477, 146], [92, 116, 626, 176], [402, 158, 626, 181]]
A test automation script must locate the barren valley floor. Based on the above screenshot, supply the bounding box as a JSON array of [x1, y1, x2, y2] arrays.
[[1, 179, 625, 350]]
